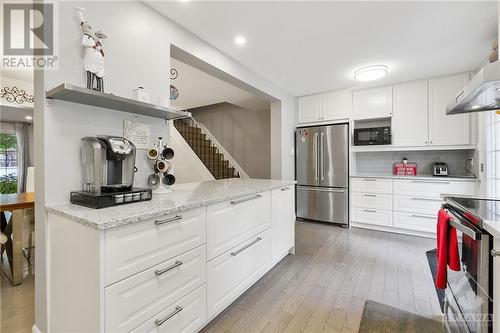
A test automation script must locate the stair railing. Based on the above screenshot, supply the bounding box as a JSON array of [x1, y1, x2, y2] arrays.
[[173, 117, 249, 179]]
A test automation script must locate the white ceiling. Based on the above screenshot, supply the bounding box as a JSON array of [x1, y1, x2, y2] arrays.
[[148, 1, 498, 96], [170, 57, 270, 111]]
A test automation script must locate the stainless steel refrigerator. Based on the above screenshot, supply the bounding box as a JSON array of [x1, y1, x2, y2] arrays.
[[296, 124, 349, 226]]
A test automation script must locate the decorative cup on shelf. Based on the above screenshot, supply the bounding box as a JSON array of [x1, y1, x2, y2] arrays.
[[147, 147, 159, 160], [162, 173, 176, 186], [155, 160, 172, 173], [161, 147, 174, 160]]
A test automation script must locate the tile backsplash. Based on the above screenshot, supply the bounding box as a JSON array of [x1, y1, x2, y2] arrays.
[[354, 150, 475, 176]]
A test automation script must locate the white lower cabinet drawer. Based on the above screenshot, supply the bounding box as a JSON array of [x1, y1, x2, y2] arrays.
[[351, 207, 392, 226], [394, 211, 437, 233], [351, 177, 393, 194], [207, 229, 271, 319], [394, 195, 442, 215], [105, 245, 206, 333], [207, 191, 271, 260], [104, 207, 206, 285], [351, 192, 392, 210], [393, 179, 475, 197], [130, 285, 207, 333]]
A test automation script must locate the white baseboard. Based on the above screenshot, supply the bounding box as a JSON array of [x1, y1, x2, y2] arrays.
[[32, 325, 42, 333], [351, 222, 436, 239]]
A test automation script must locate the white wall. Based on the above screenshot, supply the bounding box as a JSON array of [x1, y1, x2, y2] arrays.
[[35, 2, 295, 332]]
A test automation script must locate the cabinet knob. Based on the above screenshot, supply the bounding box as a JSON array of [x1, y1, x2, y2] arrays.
[[430, 141, 433, 144], [491, 249, 500, 257], [425, 141, 428, 144]]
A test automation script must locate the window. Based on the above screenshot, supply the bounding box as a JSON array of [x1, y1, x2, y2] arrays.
[[0, 132, 18, 194], [485, 112, 500, 197]]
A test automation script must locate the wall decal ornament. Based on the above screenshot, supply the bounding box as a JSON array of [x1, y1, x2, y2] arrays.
[[0, 86, 34, 104]]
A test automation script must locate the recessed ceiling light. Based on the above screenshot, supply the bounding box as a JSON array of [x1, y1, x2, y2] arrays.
[[25, 116, 32, 120], [354, 65, 388, 82], [234, 36, 246, 46]]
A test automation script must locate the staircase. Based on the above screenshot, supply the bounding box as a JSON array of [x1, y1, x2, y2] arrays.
[[173, 117, 242, 179]]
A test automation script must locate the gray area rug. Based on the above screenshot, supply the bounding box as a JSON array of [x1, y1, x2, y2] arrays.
[[358, 300, 446, 333]]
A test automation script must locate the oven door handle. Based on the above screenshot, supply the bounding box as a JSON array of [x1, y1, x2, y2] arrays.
[[448, 215, 482, 240]]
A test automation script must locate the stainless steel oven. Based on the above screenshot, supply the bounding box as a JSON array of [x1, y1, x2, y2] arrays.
[[443, 198, 493, 333]]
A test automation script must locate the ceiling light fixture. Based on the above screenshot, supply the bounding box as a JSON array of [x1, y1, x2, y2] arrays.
[[354, 65, 388, 82], [234, 36, 246, 46], [25, 116, 33, 120]]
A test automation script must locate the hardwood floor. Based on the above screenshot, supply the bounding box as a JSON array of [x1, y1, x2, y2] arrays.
[[0, 252, 35, 333], [202, 221, 441, 333]]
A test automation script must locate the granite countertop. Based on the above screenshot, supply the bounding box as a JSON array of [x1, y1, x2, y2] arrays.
[[351, 173, 478, 182], [47, 179, 296, 231]]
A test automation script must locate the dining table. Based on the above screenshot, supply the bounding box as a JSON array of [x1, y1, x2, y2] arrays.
[[0, 192, 35, 285]]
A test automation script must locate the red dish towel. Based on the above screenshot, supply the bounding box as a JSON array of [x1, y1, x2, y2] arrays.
[[436, 209, 461, 289]]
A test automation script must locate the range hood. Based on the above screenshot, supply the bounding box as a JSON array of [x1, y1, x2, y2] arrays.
[[446, 61, 500, 115]]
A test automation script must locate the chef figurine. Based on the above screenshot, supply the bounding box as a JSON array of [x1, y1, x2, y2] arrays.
[[76, 7, 107, 92]]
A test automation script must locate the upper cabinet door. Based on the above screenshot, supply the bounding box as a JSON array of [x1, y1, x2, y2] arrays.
[[298, 94, 322, 124], [352, 86, 393, 120], [392, 80, 429, 147], [323, 89, 349, 121], [428, 73, 471, 146]]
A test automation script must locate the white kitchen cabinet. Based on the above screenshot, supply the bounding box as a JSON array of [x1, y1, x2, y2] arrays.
[[392, 80, 429, 147], [297, 89, 350, 124], [207, 229, 271, 319], [351, 177, 393, 194], [105, 246, 206, 333], [428, 73, 471, 146], [206, 192, 271, 260], [323, 89, 350, 120], [352, 86, 392, 120], [104, 207, 206, 286], [351, 192, 393, 210], [271, 186, 295, 264], [393, 211, 436, 233], [298, 94, 322, 123], [351, 207, 393, 226], [131, 285, 207, 333], [48, 182, 295, 333]]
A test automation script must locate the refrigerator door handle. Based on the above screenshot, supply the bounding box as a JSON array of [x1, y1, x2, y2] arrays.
[[320, 132, 325, 181], [314, 132, 319, 180]]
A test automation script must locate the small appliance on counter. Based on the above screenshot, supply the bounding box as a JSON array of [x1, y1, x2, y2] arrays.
[[433, 162, 448, 177], [353, 126, 391, 146], [71, 135, 152, 209]]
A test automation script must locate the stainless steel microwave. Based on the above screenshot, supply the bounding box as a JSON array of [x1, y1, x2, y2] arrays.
[[353, 126, 391, 146]]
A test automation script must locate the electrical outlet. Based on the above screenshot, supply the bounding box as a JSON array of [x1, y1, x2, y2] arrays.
[[481, 163, 484, 172]]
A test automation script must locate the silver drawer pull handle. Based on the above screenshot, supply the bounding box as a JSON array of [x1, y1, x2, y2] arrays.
[[364, 178, 377, 181], [411, 197, 441, 202], [154, 305, 183, 326], [281, 187, 290, 191], [491, 250, 500, 257], [364, 194, 377, 197], [155, 260, 183, 276], [231, 194, 262, 205], [364, 209, 377, 213], [410, 180, 450, 184], [411, 214, 435, 219], [155, 215, 182, 225], [231, 237, 262, 256]]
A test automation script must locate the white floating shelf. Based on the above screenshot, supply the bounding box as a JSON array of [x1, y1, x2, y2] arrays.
[[46, 83, 190, 120]]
